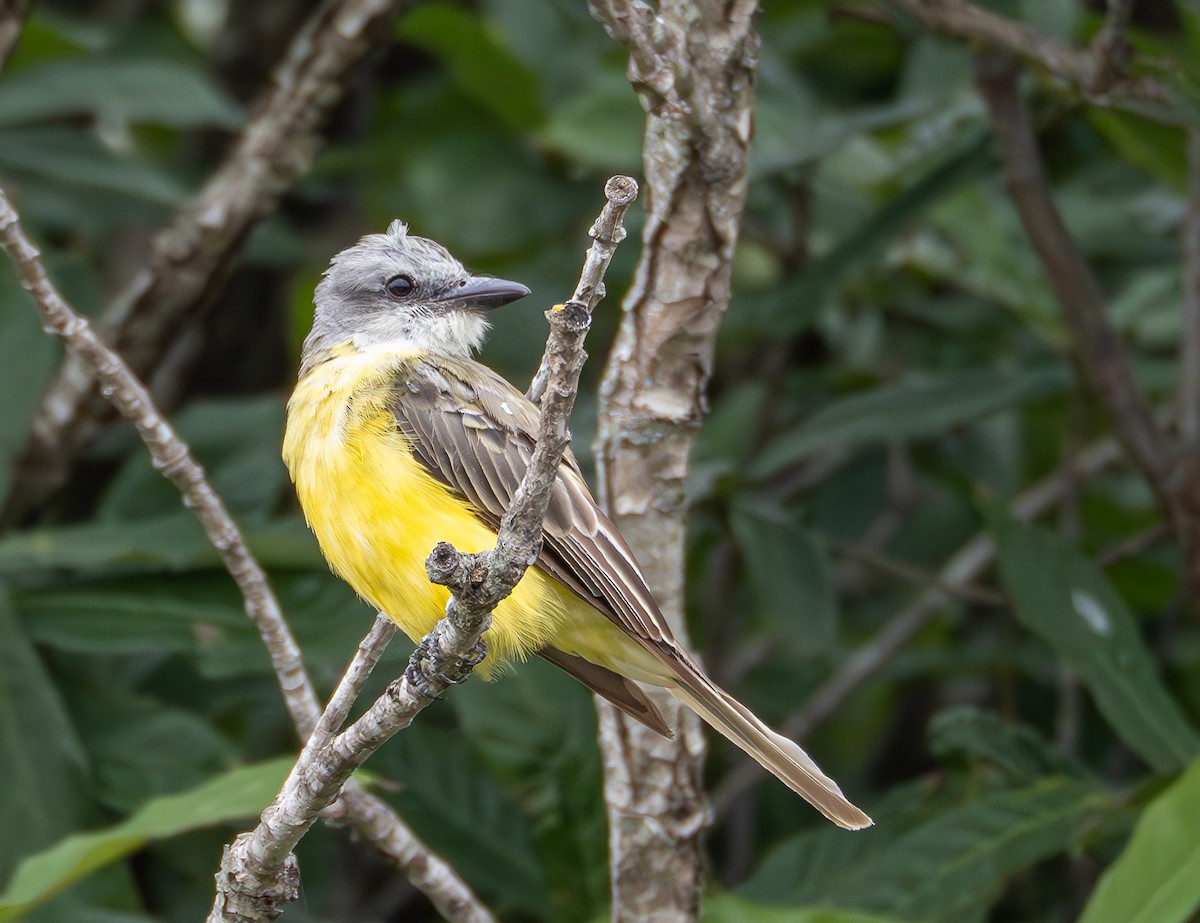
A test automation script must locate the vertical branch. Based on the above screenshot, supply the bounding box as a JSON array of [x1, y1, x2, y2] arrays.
[[589, 1, 759, 920], [976, 58, 1200, 600], [1087, 0, 1136, 96], [1182, 130, 1200, 444]]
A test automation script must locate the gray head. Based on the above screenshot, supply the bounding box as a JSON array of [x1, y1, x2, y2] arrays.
[[302, 221, 529, 371]]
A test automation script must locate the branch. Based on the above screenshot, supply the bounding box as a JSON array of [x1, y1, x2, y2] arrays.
[[974, 58, 1200, 601], [0, 0, 29, 73], [711, 434, 1125, 818], [1086, 0, 1136, 96], [306, 615, 398, 759], [0, 187, 493, 923], [588, 0, 759, 918], [826, 537, 1005, 607], [975, 60, 1171, 497], [886, 0, 1172, 119], [527, 176, 636, 403], [4, 0, 411, 524], [208, 177, 638, 923], [1182, 129, 1200, 444]]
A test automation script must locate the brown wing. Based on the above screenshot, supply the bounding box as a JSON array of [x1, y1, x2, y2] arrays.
[[391, 356, 674, 647], [389, 357, 874, 827], [539, 646, 672, 737]]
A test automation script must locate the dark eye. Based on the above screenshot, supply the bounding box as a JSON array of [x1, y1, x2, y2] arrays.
[[385, 274, 415, 299]]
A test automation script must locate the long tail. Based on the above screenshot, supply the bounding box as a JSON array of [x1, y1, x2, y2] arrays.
[[669, 669, 872, 830]]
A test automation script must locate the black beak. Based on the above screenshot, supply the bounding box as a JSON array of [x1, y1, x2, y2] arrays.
[[436, 276, 530, 311]]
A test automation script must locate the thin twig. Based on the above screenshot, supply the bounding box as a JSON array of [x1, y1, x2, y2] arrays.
[[1182, 129, 1200, 444], [885, 0, 1171, 119], [1087, 0, 1136, 96], [1095, 522, 1171, 568], [0, 0, 29, 73], [306, 614, 398, 757], [711, 435, 1124, 819], [0, 186, 494, 923], [5, 0, 411, 525], [826, 537, 1006, 606], [527, 177, 634, 403], [975, 60, 1171, 503], [0, 187, 315, 738], [208, 177, 638, 923], [975, 57, 1200, 601]]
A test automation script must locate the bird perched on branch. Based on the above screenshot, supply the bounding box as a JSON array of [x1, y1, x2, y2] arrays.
[[283, 221, 871, 830]]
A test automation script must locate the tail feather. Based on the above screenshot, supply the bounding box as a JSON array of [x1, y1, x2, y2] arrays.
[[670, 673, 872, 830]]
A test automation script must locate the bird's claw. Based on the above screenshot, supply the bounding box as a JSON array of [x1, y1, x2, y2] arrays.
[[404, 637, 488, 699]]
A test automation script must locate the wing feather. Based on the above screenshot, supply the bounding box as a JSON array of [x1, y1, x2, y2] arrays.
[[387, 356, 874, 828], [390, 356, 676, 649]]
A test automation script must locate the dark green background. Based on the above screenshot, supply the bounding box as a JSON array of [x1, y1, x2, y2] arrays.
[[1, 1, 1198, 921]]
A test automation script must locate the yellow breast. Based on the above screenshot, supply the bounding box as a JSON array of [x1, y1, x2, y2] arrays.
[[282, 344, 580, 673]]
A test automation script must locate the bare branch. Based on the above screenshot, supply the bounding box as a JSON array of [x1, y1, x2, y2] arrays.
[[976, 60, 1170, 494], [974, 57, 1200, 601], [1182, 129, 1200, 444], [886, 0, 1171, 119], [827, 537, 1006, 607], [208, 177, 638, 923], [1087, 0, 1136, 96], [0, 188, 315, 736], [5, 0, 411, 524], [589, 0, 759, 917], [527, 175, 636, 403], [1096, 522, 1172, 568], [711, 435, 1125, 818], [0, 186, 494, 923], [305, 614, 398, 757], [0, 0, 29, 73]]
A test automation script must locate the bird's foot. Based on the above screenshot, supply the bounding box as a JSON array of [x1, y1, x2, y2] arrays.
[[404, 637, 488, 698]]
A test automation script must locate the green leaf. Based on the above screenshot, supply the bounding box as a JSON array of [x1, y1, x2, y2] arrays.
[[98, 397, 289, 524], [0, 272, 59, 501], [704, 894, 912, 923], [732, 128, 993, 336], [988, 511, 1200, 773], [0, 513, 322, 577], [928, 706, 1076, 782], [0, 515, 212, 574], [1078, 756, 1200, 923], [398, 4, 544, 131], [369, 722, 549, 917], [539, 67, 644, 172], [0, 757, 292, 921], [451, 659, 606, 919], [0, 58, 242, 128], [1089, 110, 1186, 190], [68, 690, 233, 813], [0, 127, 185, 205], [16, 586, 249, 656], [752, 65, 935, 178], [754, 778, 1110, 921], [754, 366, 1067, 476], [0, 585, 91, 885], [729, 504, 837, 654]]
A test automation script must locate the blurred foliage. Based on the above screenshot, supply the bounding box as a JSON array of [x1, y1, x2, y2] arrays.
[[0, 1, 1199, 921]]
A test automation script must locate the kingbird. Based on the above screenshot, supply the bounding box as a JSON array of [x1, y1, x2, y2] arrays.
[[283, 221, 871, 830]]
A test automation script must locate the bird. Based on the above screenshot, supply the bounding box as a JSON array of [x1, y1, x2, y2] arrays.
[[282, 221, 871, 830]]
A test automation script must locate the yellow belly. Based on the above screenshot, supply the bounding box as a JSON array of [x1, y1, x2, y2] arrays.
[[283, 346, 641, 678]]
